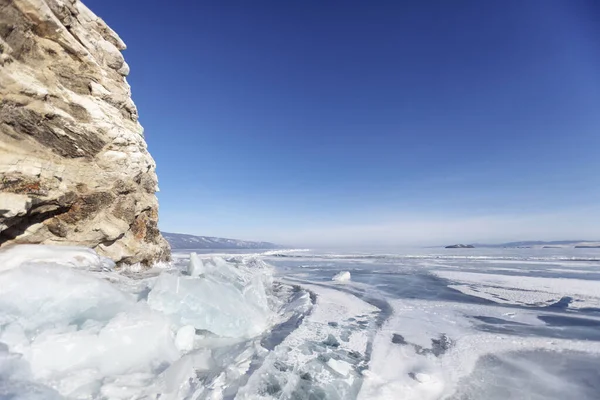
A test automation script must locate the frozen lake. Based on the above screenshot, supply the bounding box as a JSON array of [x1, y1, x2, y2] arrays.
[[1, 246, 599, 399], [256, 248, 600, 399]]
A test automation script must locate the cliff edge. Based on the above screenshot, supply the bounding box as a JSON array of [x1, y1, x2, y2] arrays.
[[0, 0, 170, 264]]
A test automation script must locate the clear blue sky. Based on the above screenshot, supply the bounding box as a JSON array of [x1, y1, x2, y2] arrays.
[[87, 0, 600, 246]]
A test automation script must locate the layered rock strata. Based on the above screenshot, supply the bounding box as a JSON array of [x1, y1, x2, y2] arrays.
[[0, 0, 170, 264]]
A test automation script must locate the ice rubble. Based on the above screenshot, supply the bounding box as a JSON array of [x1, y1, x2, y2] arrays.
[[148, 256, 274, 338], [237, 282, 377, 400], [0, 245, 278, 399], [332, 270, 351, 282]]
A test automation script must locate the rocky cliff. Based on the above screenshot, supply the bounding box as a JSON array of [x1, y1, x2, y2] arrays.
[[0, 0, 170, 264]]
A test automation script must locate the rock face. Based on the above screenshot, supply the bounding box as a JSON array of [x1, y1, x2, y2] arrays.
[[0, 0, 170, 264]]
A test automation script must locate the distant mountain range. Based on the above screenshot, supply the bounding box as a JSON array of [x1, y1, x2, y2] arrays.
[[162, 232, 281, 250], [468, 240, 600, 248]]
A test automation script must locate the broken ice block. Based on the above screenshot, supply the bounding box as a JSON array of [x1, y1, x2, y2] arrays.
[[332, 271, 351, 282], [148, 265, 272, 338]]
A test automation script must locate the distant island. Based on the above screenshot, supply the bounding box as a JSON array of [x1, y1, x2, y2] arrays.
[[575, 245, 600, 249], [162, 232, 281, 250], [445, 244, 475, 249]]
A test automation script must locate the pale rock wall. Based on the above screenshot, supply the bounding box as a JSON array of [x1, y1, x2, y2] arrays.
[[0, 0, 170, 264]]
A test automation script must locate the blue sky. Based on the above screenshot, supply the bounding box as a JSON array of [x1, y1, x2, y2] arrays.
[[87, 1, 600, 246]]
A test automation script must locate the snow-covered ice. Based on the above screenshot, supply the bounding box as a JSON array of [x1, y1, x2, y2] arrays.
[[434, 270, 600, 308], [264, 248, 600, 400], [236, 282, 379, 400]]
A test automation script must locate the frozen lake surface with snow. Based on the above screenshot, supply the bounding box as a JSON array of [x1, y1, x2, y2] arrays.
[[1, 245, 600, 399]]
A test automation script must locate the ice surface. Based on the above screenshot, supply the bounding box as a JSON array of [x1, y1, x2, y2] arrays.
[[448, 350, 600, 400], [266, 249, 600, 400], [332, 270, 351, 282], [358, 296, 600, 400]]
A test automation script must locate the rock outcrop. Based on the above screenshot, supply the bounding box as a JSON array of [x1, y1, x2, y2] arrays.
[[444, 244, 475, 249], [0, 0, 170, 264]]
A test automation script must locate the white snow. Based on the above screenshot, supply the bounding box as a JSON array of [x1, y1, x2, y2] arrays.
[[434, 270, 600, 308], [413, 372, 432, 383], [0, 244, 115, 272], [359, 298, 600, 400]]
